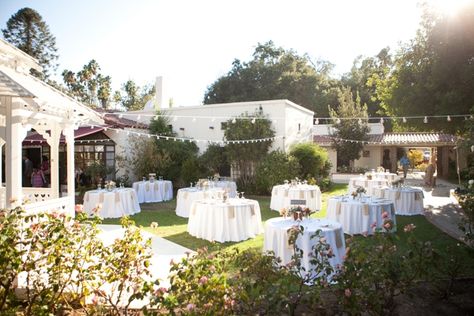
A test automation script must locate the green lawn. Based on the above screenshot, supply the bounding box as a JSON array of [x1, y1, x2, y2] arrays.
[[102, 183, 474, 275]]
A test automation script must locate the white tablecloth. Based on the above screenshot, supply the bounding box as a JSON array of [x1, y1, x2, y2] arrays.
[[264, 217, 345, 278], [132, 180, 173, 203], [373, 187, 424, 216], [365, 172, 399, 182], [83, 188, 140, 218], [187, 198, 263, 242], [212, 181, 238, 197], [326, 196, 396, 235], [270, 184, 322, 211], [175, 187, 225, 218], [348, 177, 388, 196]]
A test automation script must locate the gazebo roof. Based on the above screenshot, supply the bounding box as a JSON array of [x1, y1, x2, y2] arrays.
[[0, 65, 103, 125], [313, 132, 458, 146]]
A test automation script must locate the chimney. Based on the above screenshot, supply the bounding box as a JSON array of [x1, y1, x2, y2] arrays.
[[155, 76, 169, 110]]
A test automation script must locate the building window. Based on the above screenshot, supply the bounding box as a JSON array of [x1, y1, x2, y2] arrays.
[[209, 126, 214, 130], [75, 143, 115, 178], [363, 150, 370, 158], [298, 123, 301, 132], [179, 127, 185, 131]]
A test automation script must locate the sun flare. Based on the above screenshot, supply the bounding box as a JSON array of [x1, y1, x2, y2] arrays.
[[429, 0, 473, 16]]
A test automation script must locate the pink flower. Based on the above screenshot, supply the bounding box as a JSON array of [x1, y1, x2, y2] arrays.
[[370, 221, 377, 229], [199, 276, 208, 285], [187, 303, 195, 311], [404, 223, 416, 233], [362, 231, 368, 237], [382, 211, 389, 219], [345, 288, 352, 297], [75, 204, 84, 213], [209, 265, 216, 272], [383, 221, 392, 230], [327, 248, 334, 258]]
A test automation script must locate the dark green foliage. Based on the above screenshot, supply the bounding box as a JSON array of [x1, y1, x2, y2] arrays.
[[204, 41, 340, 116], [255, 151, 300, 194], [199, 144, 230, 176], [372, 3, 474, 134], [330, 87, 369, 167], [289, 142, 331, 179], [224, 109, 275, 182], [2, 7, 58, 78], [180, 157, 207, 185]]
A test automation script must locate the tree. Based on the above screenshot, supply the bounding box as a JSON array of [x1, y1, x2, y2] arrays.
[[114, 80, 155, 111], [372, 3, 474, 134], [289, 143, 331, 179], [224, 109, 275, 188], [62, 60, 113, 108], [2, 7, 58, 78], [342, 48, 392, 118], [204, 41, 340, 116], [199, 145, 230, 176], [255, 151, 300, 194], [330, 87, 369, 167]]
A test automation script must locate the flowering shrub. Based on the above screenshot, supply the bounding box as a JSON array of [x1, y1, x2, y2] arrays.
[[333, 222, 435, 315], [458, 182, 474, 247], [0, 207, 153, 315]]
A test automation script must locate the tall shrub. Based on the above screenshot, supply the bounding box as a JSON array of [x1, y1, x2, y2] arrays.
[[289, 143, 330, 179], [255, 151, 300, 194]]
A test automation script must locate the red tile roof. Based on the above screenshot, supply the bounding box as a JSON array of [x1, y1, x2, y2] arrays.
[[314, 132, 457, 146], [23, 126, 106, 145]]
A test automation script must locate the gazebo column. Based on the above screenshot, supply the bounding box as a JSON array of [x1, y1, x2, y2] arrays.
[[63, 126, 75, 197], [5, 97, 28, 208], [48, 128, 61, 198]]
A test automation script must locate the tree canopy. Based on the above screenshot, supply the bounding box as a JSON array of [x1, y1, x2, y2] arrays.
[[204, 41, 340, 117], [330, 87, 369, 167], [2, 7, 58, 79], [371, 3, 474, 134]]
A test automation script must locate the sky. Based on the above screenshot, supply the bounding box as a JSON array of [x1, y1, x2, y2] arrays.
[[0, 0, 426, 106]]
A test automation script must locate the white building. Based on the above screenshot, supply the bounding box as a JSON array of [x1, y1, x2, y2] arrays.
[[128, 99, 314, 154]]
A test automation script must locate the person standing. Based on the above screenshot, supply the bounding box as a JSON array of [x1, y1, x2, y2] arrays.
[[31, 165, 46, 188], [41, 155, 50, 186], [23, 155, 33, 187], [399, 154, 410, 179]]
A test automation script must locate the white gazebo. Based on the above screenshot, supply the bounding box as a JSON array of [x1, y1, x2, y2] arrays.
[[0, 39, 103, 214]]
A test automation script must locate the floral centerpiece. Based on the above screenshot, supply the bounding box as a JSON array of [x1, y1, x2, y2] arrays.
[[213, 173, 220, 181], [281, 205, 313, 221], [366, 174, 373, 180], [149, 173, 156, 183], [105, 181, 116, 191], [376, 166, 385, 173], [196, 179, 209, 190], [351, 186, 366, 199]]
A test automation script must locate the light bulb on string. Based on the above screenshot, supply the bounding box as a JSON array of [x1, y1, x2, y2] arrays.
[[154, 115, 159, 120], [251, 118, 256, 124], [335, 118, 341, 124], [424, 116, 428, 124], [173, 116, 178, 122], [380, 117, 384, 124], [232, 118, 236, 124], [315, 118, 319, 125], [192, 117, 197, 122], [90, 125, 94, 129], [358, 118, 362, 125], [137, 115, 141, 121], [402, 117, 407, 123], [447, 115, 451, 122]]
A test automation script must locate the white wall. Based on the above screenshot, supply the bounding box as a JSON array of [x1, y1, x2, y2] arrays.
[[129, 99, 314, 154], [353, 146, 383, 170], [105, 128, 148, 183], [313, 122, 384, 136]]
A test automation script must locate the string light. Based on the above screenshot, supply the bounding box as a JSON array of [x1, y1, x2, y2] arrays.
[[402, 117, 407, 123], [251, 118, 256, 124], [85, 123, 283, 145], [447, 115, 451, 122], [314, 118, 319, 125], [424, 116, 428, 124], [232, 118, 236, 124], [380, 117, 384, 124]]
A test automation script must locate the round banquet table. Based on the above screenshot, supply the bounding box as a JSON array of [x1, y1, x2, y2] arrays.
[[212, 180, 238, 198], [365, 171, 399, 182], [175, 187, 225, 218], [187, 198, 263, 242], [270, 184, 322, 212], [83, 188, 140, 218], [348, 177, 388, 196], [326, 196, 396, 235], [372, 187, 424, 216], [132, 180, 173, 203], [264, 217, 345, 278]]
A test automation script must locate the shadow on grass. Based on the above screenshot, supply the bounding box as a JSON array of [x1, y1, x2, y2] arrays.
[[163, 231, 243, 252]]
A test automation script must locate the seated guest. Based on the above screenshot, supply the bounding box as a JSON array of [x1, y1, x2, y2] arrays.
[[424, 159, 436, 187]]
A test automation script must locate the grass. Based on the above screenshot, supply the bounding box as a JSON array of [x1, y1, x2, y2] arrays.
[[102, 183, 474, 276]]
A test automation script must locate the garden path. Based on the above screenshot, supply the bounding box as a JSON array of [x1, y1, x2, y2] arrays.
[[403, 172, 466, 243]]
